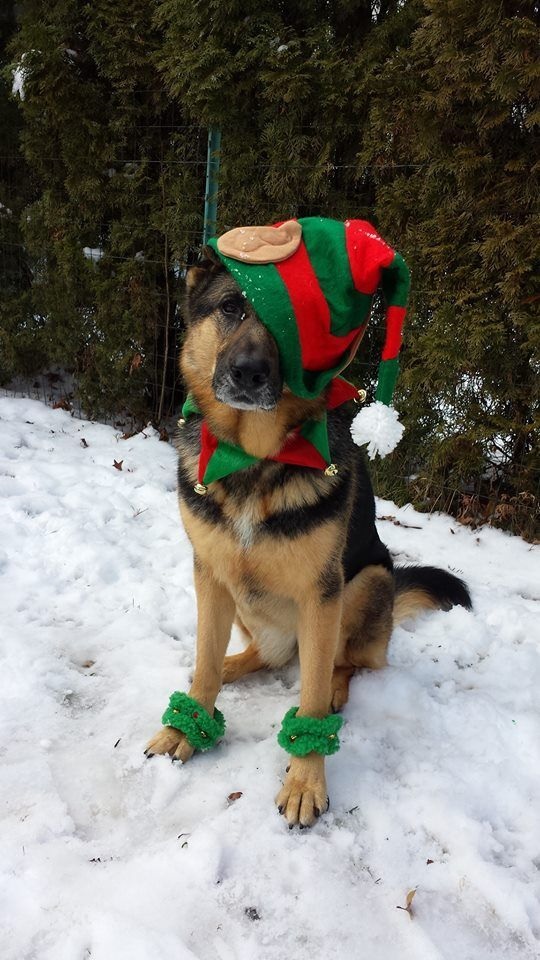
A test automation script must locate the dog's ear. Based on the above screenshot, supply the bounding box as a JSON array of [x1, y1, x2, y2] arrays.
[[186, 245, 223, 292]]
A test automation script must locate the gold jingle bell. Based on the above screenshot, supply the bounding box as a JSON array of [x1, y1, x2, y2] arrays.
[[177, 417, 186, 427], [193, 482, 208, 496], [355, 388, 367, 404], [324, 463, 339, 477]]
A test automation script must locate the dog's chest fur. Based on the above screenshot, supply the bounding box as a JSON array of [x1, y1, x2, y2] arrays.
[[225, 493, 264, 549], [172, 409, 386, 612]]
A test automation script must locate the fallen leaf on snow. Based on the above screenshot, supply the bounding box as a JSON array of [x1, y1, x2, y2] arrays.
[[377, 515, 422, 530], [396, 888, 417, 918], [406, 888, 417, 909], [227, 791, 243, 804], [113, 460, 123, 471]]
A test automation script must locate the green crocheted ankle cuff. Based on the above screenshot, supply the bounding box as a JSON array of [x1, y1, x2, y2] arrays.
[[277, 707, 343, 756], [162, 692, 225, 751]]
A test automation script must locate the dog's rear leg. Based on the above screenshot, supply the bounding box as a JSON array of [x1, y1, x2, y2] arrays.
[[222, 615, 264, 683], [222, 645, 264, 683], [330, 664, 355, 713], [146, 559, 234, 761], [330, 565, 394, 712]]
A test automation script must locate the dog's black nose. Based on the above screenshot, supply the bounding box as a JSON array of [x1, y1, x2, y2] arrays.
[[229, 353, 270, 388]]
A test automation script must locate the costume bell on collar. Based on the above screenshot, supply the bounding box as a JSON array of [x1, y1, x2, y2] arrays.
[[180, 378, 360, 493], [207, 216, 410, 459]]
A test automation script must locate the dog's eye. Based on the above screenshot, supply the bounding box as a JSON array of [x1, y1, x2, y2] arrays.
[[220, 298, 242, 316]]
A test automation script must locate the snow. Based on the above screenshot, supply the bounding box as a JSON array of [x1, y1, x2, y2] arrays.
[[83, 247, 104, 262], [12, 56, 29, 100], [1, 395, 539, 960]]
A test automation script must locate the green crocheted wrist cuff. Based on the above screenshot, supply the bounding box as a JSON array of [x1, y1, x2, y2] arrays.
[[162, 692, 225, 751], [277, 707, 343, 756]]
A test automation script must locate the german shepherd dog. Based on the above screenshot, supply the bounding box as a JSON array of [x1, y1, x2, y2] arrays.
[[146, 251, 471, 827]]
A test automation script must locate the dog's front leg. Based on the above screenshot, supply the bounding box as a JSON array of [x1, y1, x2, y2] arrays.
[[146, 560, 235, 762], [276, 593, 342, 827]]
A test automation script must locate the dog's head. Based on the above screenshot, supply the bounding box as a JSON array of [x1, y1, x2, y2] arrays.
[[182, 251, 283, 413]]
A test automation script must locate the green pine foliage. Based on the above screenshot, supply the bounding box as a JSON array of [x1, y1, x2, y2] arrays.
[[5, 0, 203, 420], [358, 0, 539, 532], [154, 0, 385, 223], [0, 2, 39, 382]]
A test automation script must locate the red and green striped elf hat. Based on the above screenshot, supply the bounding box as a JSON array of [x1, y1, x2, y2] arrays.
[[207, 217, 411, 458]]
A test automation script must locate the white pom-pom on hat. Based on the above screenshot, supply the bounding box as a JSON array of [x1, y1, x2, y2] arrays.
[[350, 401, 404, 460]]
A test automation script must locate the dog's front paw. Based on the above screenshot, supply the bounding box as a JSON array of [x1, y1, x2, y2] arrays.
[[275, 755, 329, 828], [145, 726, 195, 763]]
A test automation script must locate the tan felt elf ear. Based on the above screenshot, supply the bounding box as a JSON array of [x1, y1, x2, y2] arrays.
[[217, 220, 302, 264]]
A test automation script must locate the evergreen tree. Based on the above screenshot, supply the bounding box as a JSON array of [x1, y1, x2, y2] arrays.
[[0, 1, 38, 382], [360, 0, 539, 527], [7, 0, 203, 420]]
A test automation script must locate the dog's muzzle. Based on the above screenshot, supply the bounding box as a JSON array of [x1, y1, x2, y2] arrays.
[[213, 343, 282, 410]]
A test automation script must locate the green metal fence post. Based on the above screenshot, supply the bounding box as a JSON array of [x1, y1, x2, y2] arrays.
[[202, 126, 222, 246]]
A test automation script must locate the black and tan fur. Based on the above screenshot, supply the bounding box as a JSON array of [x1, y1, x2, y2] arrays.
[[146, 254, 471, 827]]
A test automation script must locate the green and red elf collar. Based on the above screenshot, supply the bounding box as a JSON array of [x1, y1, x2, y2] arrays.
[[179, 377, 361, 495]]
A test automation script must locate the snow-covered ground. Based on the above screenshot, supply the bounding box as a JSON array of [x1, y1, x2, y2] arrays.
[[1, 395, 539, 960]]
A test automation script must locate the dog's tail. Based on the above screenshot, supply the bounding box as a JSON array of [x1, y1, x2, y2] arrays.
[[393, 565, 471, 624]]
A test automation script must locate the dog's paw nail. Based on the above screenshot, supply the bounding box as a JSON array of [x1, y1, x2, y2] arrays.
[[288, 823, 294, 830], [299, 824, 308, 830], [144, 751, 154, 759], [285, 765, 290, 773], [314, 807, 321, 818], [278, 805, 283, 814], [326, 796, 330, 811]]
